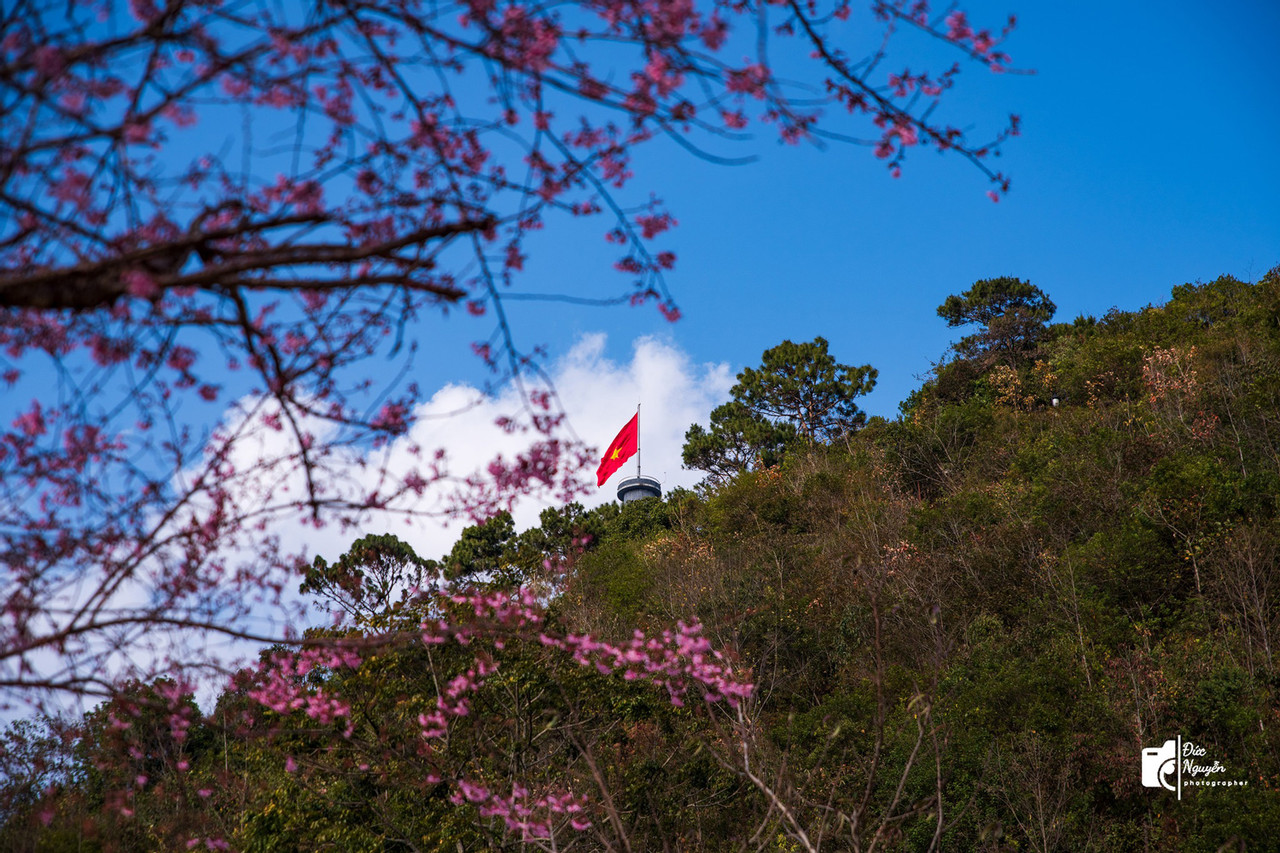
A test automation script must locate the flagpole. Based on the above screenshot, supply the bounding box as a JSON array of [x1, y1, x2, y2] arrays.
[[636, 403, 641, 479]]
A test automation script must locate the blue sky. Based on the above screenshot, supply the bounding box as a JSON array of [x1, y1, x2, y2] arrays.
[[480, 0, 1280, 421], [13, 1, 1276, 433], [8, 0, 1279, 536]]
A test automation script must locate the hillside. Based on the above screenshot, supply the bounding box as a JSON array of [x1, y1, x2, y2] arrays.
[[6, 270, 1280, 852]]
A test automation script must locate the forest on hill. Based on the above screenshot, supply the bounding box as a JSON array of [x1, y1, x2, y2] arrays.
[[5, 270, 1280, 851]]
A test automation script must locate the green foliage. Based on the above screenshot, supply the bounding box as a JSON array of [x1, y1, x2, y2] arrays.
[[19, 270, 1280, 852], [734, 336, 878, 443], [938, 276, 1057, 328], [443, 510, 517, 582], [605, 489, 675, 540], [682, 400, 797, 482], [572, 538, 652, 623], [938, 275, 1057, 365], [300, 532, 435, 620], [683, 336, 876, 480]]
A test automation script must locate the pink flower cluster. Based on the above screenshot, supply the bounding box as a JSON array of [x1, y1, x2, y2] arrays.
[[943, 11, 1008, 66], [450, 780, 592, 839], [541, 620, 753, 708], [873, 2, 1014, 71], [636, 211, 676, 240], [246, 647, 363, 734], [494, 6, 562, 72], [153, 678, 196, 745], [418, 653, 500, 737], [370, 400, 411, 438], [874, 117, 919, 160], [726, 64, 769, 98], [416, 588, 750, 709], [456, 435, 594, 523], [420, 586, 545, 648]]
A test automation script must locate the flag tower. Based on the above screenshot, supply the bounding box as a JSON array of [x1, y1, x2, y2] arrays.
[[597, 404, 661, 503]]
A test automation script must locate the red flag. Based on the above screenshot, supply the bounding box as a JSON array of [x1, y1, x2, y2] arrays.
[[596, 414, 638, 487]]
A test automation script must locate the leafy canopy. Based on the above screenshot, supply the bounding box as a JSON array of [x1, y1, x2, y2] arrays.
[[684, 337, 876, 479], [682, 401, 798, 483], [937, 276, 1057, 328], [937, 276, 1057, 364], [737, 336, 878, 443], [300, 533, 436, 621]]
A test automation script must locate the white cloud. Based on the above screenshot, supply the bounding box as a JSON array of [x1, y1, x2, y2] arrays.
[[322, 333, 733, 563]]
